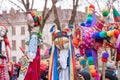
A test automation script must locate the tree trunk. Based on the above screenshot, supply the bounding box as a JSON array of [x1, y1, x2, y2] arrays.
[[27, 25, 32, 34], [26, 0, 30, 11], [42, 0, 48, 19], [68, 0, 79, 25], [52, 0, 61, 31], [30, 0, 34, 10], [40, 0, 58, 31]]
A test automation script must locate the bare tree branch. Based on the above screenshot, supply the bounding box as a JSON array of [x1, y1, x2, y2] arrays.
[[21, 0, 27, 11], [8, 0, 25, 12], [42, 0, 48, 18], [95, 0, 101, 11], [41, 1, 58, 31], [26, 0, 30, 11], [8, 0, 34, 33], [69, 0, 79, 25], [52, 0, 61, 31], [41, 8, 52, 31], [17, 0, 22, 3], [28, 25, 32, 34], [30, 0, 34, 10]]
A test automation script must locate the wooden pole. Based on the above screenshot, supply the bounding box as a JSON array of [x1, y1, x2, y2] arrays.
[[102, 62, 105, 80], [118, 61, 120, 79], [114, 49, 117, 66]]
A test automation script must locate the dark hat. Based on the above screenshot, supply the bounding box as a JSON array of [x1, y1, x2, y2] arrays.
[[79, 71, 91, 80], [100, 69, 118, 80]]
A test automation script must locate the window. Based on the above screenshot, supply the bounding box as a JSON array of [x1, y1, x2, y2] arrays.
[[21, 27, 25, 35], [12, 27, 16, 35], [12, 40, 16, 50], [21, 40, 25, 49], [12, 56, 16, 62]]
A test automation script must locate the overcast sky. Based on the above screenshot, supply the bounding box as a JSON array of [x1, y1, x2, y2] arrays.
[[0, 0, 119, 13]]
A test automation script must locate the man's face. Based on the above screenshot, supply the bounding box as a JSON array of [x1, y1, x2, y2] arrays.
[[75, 61, 81, 70]]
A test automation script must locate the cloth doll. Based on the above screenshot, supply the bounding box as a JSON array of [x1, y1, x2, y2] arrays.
[[24, 11, 42, 80]]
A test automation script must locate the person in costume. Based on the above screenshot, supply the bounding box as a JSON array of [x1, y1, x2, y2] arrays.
[[0, 24, 10, 80], [9, 62, 21, 80], [23, 11, 42, 80], [49, 26, 76, 80]]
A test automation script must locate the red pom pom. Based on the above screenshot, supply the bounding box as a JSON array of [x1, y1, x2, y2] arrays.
[[35, 22, 38, 26], [101, 58, 108, 62], [91, 72, 97, 77], [89, 4, 95, 9], [72, 38, 80, 47], [114, 30, 119, 37]]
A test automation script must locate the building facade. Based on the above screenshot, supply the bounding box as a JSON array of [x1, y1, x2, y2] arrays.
[[0, 7, 87, 62]]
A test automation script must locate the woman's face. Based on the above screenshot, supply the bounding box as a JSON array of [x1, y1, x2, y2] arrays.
[[26, 14, 34, 27]]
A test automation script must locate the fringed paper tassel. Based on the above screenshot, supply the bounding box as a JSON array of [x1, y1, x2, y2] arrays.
[[116, 34, 120, 61], [48, 43, 54, 80], [68, 38, 76, 80], [48, 43, 58, 80], [116, 34, 120, 50]]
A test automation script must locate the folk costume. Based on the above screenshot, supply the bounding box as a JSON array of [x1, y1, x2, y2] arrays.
[[49, 26, 76, 80], [24, 11, 42, 80]]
